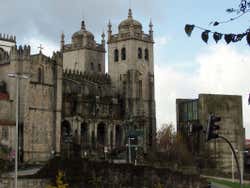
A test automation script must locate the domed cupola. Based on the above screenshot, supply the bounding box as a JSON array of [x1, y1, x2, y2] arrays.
[[118, 9, 142, 34], [72, 21, 95, 46]]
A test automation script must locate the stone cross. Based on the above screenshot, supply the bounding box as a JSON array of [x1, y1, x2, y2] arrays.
[[38, 44, 44, 54]]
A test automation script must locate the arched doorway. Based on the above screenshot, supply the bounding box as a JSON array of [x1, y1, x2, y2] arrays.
[[97, 122, 106, 146], [115, 125, 122, 147], [61, 120, 72, 142], [81, 122, 88, 147]]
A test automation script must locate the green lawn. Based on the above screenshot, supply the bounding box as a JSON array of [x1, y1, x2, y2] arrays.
[[209, 178, 250, 188]]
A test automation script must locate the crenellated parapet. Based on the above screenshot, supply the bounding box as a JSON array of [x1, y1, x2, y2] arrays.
[[0, 33, 16, 43], [63, 69, 111, 84], [10, 45, 31, 60], [0, 48, 10, 64]]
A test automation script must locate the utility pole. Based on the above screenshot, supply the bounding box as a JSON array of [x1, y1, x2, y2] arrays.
[[8, 73, 30, 188]]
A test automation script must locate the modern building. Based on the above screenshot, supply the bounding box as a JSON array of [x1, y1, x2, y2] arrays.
[[176, 94, 245, 174], [244, 139, 250, 175]]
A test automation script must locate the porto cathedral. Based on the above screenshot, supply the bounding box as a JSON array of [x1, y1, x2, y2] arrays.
[[0, 9, 156, 163]]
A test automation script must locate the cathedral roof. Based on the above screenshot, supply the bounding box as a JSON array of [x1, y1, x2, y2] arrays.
[[118, 9, 142, 33], [72, 21, 94, 41]]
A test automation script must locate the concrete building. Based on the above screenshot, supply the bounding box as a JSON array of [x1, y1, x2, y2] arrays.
[[244, 139, 250, 175], [176, 94, 245, 174], [0, 9, 156, 163]]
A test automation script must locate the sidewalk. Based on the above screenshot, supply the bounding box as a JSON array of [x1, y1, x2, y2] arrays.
[[202, 174, 250, 184], [2, 167, 41, 178]]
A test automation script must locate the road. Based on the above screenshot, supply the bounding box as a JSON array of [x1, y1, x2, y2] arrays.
[[211, 182, 230, 188]]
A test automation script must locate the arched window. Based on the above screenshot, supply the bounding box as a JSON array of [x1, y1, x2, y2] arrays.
[[138, 48, 142, 59], [38, 68, 42, 83], [145, 48, 149, 60], [114, 49, 119, 62], [98, 64, 101, 72], [121, 47, 126, 60], [90, 62, 94, 71], [38, 67, 44, 83]]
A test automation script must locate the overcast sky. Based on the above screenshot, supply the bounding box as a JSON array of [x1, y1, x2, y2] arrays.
[[1, 0, 250, 138]]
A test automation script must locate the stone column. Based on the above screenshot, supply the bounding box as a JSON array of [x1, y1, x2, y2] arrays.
[[106, 124, 111, 149], [94, 121, 97, 148], [87, 122, 91, 148], [77, 121, 81, 145], [112, 125, 115, 148]]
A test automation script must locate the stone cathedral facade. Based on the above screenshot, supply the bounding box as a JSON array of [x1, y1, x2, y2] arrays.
[[0, 9, 156, 163]]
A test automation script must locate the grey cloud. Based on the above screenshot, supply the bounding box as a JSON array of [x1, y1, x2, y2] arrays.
[[0, 0, 165, 47]]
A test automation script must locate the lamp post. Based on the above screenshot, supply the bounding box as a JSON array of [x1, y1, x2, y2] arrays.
[[128, 137, 135, 163], [8, 73, 30, 188], [232, 151, 234, 182]]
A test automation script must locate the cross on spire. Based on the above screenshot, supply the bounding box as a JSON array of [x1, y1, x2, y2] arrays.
[[38, 44, 44, 54]]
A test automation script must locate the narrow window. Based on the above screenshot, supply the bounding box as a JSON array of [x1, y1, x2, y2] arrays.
[[91, 62, 94, 71], [138, 48, 142, 59], [38, 68, 42, 83], [121, 47, 126, 60], [145, 48, 149, 60], [2, 127, 8, 140], [98, 64, 101, 72], [139, 80, 142, 97], [114, 49, 119, 62]]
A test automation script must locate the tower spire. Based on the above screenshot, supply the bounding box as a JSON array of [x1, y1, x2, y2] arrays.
[[108, 20, 112, 41], [61, 32, 65, 51], [149, 19, 153, 39], [128, 8, 133, 19], [101, 30, 105, 46], [81, 20, 86, 30]]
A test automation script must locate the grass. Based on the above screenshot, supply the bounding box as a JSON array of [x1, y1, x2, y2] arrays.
[[209, 178, 250, 188]]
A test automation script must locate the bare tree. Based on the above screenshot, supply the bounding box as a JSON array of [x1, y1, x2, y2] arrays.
[[154, 123, 193, 166]]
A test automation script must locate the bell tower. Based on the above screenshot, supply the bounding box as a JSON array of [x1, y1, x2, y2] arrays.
[[108, 9, 156, 149]]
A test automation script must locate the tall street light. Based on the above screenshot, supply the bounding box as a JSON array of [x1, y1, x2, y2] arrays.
[[8, 73, 30, 188]]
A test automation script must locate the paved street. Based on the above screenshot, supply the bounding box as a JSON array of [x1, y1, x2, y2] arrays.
[[211, 182, 230, 188]]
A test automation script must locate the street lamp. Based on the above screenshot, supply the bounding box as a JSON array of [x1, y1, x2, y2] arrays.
[[8, 73, 30, 188], [127, 137, 135, 163]]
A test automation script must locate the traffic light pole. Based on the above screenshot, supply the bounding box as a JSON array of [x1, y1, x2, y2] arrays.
[[219, 136, 242, 187]]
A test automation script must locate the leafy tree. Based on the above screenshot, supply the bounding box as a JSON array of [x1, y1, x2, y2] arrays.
[[47, 170, 69, 188], [185, 0, 250, 45], [0, 144, 14, 176]]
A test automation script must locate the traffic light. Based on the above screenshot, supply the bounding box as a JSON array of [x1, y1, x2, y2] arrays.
[[206, 114, 221, 141]]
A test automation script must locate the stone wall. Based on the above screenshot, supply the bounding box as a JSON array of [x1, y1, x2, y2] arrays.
[[7, 157, 207, 188]]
